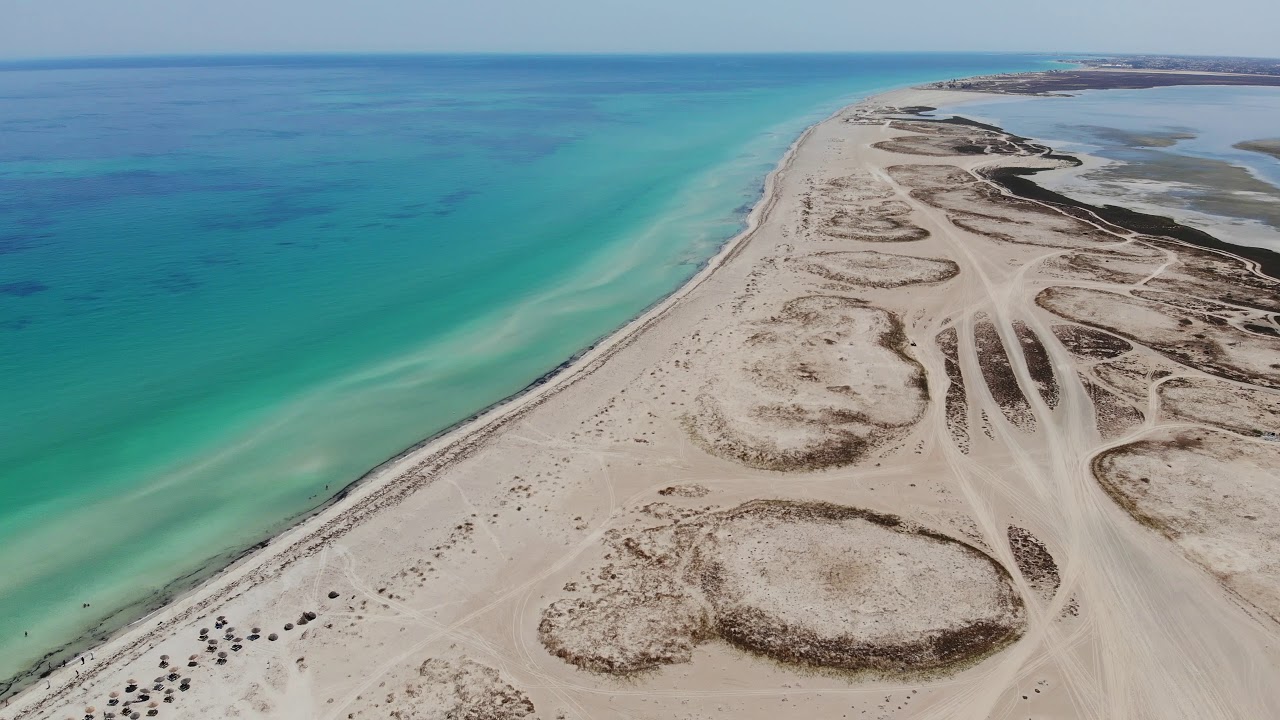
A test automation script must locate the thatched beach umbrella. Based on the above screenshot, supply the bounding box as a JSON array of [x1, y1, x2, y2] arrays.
[[283, 623, 293, 631], [267, 633, 278, 641], [108, 691, 120, 705], [125, 679, 138, 692], [328, 590, 340, 599], [187, 654, 198, 667]]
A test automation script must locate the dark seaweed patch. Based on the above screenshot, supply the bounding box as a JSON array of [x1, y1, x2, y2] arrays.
[[0, 280, 49, 297]]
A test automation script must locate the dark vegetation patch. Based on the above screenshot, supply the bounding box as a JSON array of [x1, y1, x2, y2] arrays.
[[1013, 321, 1059, 408], [800, 250, 959, 288], [1139, 239, 1280, 313], [818, 201, 930, 243], [936, 327, 970, 453], [981, 165, 1280, 280], [1051, 324, 1132, 360], [886, 106, 1279, 279], [1130, 289, 1242, 315], [1243, 323, 1280, 338], [872, 120, 1033, 157], [686, 297, 928, 471], [1007, 526, 1060, 600], [1091, 356, 1171, 402], [974, 317, 1035, 430], [1157, 376, 1280, 438], [1078, 372, 1145, 439], [1038, 251, 1153, 285], [1038, 286, 1280, 389], [930, 69, 1280, 94], [541, 500, 1026, 678]]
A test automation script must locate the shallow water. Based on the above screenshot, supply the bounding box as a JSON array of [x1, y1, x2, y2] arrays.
[[0, 53, 1051, 688], [957, 85, 1280, 251]]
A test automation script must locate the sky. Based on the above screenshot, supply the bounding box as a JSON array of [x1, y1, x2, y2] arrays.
[[2, 0, 1278, 59]]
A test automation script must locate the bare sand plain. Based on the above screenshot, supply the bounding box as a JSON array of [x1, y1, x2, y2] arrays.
[[9, 82, 1280, 720]]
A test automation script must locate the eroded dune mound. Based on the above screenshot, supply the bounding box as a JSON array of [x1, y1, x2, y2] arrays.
[[540, 501, 1025, 676], [684, 296, 927, 470], [1093, 429, 1280, 621], [872, 121, 1033, 157], [800, 250, 959, 288], [886, 164, 1117, 248], [345, 656, 537, 720], [1158, 376, 1280, 437], [1037, 286, 1280, 388], [1052, 323, 1132, 360], [804, 173, 931, 243]]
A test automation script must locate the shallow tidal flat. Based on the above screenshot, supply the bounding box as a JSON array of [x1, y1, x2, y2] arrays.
[[958, 85, 1280, 252], [1235, 138, 1280, 161], [13, 82, 1280, 720]]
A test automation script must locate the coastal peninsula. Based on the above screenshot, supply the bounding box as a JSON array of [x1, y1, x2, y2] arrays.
[[8, 66, 1280, 720], [1235, 138, 1280, 160]]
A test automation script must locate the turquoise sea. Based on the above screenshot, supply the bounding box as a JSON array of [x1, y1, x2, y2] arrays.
[[0, 53, 1051, 690]]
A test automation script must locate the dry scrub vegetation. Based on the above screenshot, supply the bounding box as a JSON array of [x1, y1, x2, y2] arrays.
[[684, 296, 927, 470], [973, 315, 1035, 430], [540, 500, 1025, 676], [1158, 376, 1280, 437], [935, 327, 970, 454], [800, 250, 959, 288], [1094, 429, 1280, 622], [1037, 286, 1280, 389], [800, 173, 931, 243], [345, 655, 538, 720]]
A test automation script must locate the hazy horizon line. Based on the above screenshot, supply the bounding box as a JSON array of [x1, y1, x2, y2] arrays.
[[0, 49, 1189, 63]]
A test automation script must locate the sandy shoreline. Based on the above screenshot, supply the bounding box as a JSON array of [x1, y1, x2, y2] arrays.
[[9, 73, 1280, 720], [0, 84, 835, 714]]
